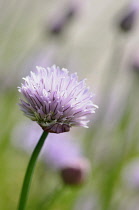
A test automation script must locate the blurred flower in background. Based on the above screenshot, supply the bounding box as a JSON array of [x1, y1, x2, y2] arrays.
[[118, 0, 139, 33], [43, 132, 90, 185], [11, 120, 90, 185], [130, 50, 139, 75], [60, 158, 90, 185], [47, 0, 84, 36]]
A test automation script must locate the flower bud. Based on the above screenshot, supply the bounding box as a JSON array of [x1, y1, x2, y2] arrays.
[[49, 1, 80, 36], [119, 10, 136, 32], [60, 158, 90, 185], [118, 0, 139, 33], [49, 19, 65, 35]]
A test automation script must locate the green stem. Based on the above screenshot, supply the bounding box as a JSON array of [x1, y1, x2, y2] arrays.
[[17, 131, 48, 210]]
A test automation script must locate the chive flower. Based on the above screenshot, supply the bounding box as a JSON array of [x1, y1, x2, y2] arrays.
[[18, 65, 98, 133]]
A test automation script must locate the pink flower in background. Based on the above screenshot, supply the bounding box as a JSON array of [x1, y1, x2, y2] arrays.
[[43, 133, 82, 169], [11, 121, 85, 168], [18, 65, 98, 133], [44, 136, 90, 185], [11, 121, 90, 185]]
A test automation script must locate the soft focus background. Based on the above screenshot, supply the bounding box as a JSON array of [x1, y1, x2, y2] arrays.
[[1, 0, 139, 209]]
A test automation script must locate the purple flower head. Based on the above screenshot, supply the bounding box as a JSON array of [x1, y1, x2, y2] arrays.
[[18, 65, 98, 133]]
